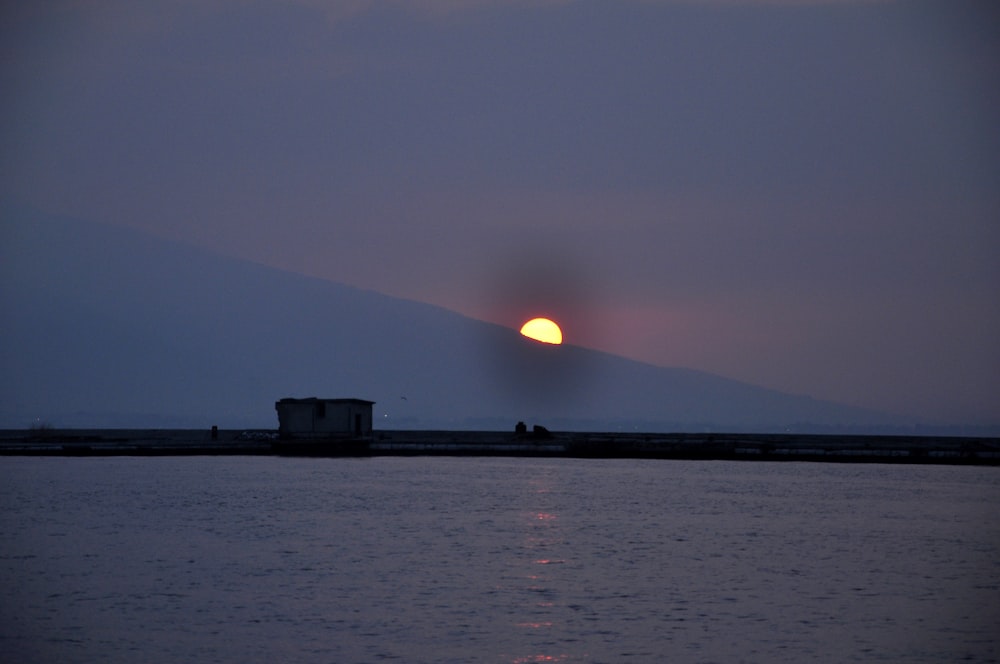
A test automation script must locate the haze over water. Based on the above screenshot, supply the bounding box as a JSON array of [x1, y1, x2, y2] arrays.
[[2, 457, 998, 662]]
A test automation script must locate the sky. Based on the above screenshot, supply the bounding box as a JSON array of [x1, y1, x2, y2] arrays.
[[1, 0, 999, 424]]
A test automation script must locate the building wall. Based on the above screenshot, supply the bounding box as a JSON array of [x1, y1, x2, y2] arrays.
[[314, 402, 371, 435], [277, 403, 317, 435], [276, 399, 373, 438]]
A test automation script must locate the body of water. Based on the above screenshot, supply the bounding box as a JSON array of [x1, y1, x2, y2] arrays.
[[1, 456, 998, 662]]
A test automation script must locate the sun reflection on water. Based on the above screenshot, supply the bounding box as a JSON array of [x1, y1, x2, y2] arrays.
[[509, 476, 576, 664]]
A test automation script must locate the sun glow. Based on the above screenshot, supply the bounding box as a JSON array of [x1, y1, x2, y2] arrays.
[[520, 318, 563, 345]]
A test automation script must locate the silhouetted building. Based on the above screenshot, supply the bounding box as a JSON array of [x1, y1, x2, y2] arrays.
[[275, 397, 374, 439]]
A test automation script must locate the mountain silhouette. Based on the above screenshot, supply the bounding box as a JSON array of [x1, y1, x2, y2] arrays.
[[1, 204, 896, 431]]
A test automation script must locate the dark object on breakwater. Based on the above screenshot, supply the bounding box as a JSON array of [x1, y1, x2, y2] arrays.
[[513, 422, 553, 440], [2, 428, 997, 464]]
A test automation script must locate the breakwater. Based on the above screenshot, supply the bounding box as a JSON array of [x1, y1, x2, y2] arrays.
[[1, 428, 998, 465]]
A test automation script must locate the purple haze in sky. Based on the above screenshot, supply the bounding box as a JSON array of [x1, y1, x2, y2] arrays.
[[1, 0, 998, 423]]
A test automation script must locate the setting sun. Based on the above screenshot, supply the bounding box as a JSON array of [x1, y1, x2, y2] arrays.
[[520, 318, 563, 345]]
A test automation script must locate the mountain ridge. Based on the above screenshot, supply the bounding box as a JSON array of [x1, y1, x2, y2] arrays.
[[2, 204, 903, 432]]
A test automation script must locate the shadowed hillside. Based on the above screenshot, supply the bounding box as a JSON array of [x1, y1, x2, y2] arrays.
[[1, 205, 899, 431]]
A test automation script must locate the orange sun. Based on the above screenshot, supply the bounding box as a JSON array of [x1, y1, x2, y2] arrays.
[[520, 318, 563, 345]]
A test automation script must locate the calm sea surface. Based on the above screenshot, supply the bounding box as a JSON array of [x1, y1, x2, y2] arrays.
[[1, 456, 998, 663]]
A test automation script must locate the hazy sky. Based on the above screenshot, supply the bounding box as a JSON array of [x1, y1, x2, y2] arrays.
[[2, 0, 998, 423]]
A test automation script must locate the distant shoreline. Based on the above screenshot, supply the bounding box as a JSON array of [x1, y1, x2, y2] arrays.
[[1, 429, 998, 465]]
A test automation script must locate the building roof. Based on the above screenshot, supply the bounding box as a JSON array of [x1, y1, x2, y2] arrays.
[[276, 397, 375, 406]]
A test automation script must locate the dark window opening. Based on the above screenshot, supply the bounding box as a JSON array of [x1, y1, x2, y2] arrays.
[[316, 402, 326, 419]]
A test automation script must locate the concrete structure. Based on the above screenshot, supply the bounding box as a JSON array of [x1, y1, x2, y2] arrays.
[[275, 397, 374, 439], [1, 428, 998, 463]]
